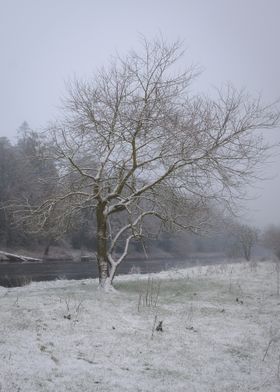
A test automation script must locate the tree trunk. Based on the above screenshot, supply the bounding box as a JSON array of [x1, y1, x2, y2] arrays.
[[243, 244, 251, 261], [43, 240, 52, 257], [96, 202, 109, 288]]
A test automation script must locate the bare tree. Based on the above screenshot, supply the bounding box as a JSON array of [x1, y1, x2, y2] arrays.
[[263, 225, 280, 260], [231, 223, 259, 261], [263, 225, 280, 295], [19, 38, 279, 289]]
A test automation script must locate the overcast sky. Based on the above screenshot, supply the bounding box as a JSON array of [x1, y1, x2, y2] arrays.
[[0, 0, 279, 227]]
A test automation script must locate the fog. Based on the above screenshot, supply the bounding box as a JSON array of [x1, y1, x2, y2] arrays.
[[0, 0, 279, 227]]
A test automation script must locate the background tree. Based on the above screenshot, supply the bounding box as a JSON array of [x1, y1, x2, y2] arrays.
[[262, 225, 280, 260], [0, 137, 19, 246], [262, 225, 280, 295], [20, 38, 279, 289], [0, 124, 59, 252], [15, 126, 59, 254], [230, 223, 259, 261]]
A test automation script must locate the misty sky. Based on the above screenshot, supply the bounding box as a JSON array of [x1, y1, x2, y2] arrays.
[[0, 0, 279, 227]]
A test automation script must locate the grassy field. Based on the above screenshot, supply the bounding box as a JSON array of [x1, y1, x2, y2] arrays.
[[0, 260, 280, 391]]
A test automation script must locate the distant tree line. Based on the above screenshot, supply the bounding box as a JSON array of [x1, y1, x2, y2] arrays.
[[0, 123, 56, 250], [0, 123, 277, 262], [0, 123, 97, 254]]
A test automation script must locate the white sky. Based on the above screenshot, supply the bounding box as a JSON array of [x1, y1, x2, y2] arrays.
[[0, 0, 279, 227]]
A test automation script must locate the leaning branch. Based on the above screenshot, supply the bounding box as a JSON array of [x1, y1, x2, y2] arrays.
[[0, 251, 42, 263]]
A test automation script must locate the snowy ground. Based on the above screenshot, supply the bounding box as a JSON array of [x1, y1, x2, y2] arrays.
[[0, 260, 280, 392]]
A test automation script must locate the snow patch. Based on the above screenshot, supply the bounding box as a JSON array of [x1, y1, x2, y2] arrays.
[[0, 260, 280, 391]]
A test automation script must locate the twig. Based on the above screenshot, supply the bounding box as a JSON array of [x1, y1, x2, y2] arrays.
[[263, 339, 274, 361], [151, 315, 158, 340]]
